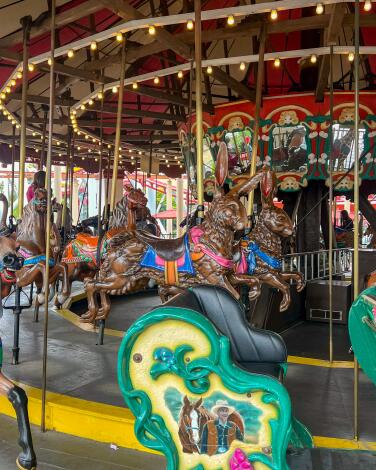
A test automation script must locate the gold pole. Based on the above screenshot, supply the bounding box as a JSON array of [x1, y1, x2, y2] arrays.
[[194, 0, 204, 222], [10, 127, 16, 217], [353, 0, 360, 442], [41, 0, 56, 432], [110, 37, 126, 211], [328, 44, 334, 363], [19, 16, 31, 218], [61, 129, 71, 235], [247, 24, 266, 215]]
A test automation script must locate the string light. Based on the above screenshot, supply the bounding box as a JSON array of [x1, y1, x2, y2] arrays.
[[132, 82, 138, 89], [5, 87, 11, 93], [16, 71, 22, 79], [0, 93, 5, 100], [48, 57, 52, 66], [274, 58, 281, 68], [116, 32, 123, 42], [316, 3, 324, 14], [148, 25, 156, 35], [348, 52, 355, 62], [239, 62, 246, 71], [28, 63, 35, 72], [178, 70, 183, 79], [88, 99, 94, 105], [270, 9, 278, 20], [16, 124, 20, 129], [310, 54, 317, 64], [72, 110, 77, 115], [207, 65, 213, 74], [8, 144, 12, 148], [35, 149, 39, 153], [80, 104, 86, 110], [112, 86, 118, 93], [10, 79, 16, 86], [364, 0, 372, 11], [57, 141, 61, 146], [85, 134, 89, 140], [138, 151, 142, 155], [90, 41, 97, 51], [32, 132, 36, 137], [227, 15, 235, 26], [154, 76, 160, 85], [67, 49, 74, 58], [97, 91, 103, 100], [88, 149, 92, 153], [187, 20, 194, 30]]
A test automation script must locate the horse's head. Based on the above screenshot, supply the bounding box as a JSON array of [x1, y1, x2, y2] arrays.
[[179, 396, 209, 451], [33, 188, 48, 214], [0, 236, 23, 285], [126, 188, 148, 210]]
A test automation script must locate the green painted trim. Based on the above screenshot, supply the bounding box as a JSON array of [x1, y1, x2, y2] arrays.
[[118, 307, 293, 470]]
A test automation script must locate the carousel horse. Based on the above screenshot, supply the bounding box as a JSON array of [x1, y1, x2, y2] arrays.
[[15, 188, 69, 305], [82, 173, 264, 323], [0, 193, 17, 237], [62, 187, 159, 287], [0, 241, 37, 469], [232, 170, 305, 312], [365, 224, 376, 249]]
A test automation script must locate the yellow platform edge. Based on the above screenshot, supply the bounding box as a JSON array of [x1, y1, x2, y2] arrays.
[[1, 381, 376, 455]]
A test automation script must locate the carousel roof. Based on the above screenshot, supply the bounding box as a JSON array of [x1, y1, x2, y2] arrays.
[[0, 0, 374, 176]]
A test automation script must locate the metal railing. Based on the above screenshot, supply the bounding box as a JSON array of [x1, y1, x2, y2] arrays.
[[282, 248, 352, 282]]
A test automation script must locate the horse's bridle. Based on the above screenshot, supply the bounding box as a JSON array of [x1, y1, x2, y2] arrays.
[[182, 413, 202, 452]]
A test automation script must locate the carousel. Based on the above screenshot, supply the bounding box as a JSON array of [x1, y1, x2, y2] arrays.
[[0, 1, 375, 469]]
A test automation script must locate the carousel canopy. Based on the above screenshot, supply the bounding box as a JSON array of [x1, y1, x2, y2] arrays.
[[0, 0, 374, 176]]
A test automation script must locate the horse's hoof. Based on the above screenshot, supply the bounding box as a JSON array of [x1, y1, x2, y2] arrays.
[[16, 457, 37, 470], [37, 293, 45, 304], [279, 302, 290, 312], [80, 312, 96, 323]]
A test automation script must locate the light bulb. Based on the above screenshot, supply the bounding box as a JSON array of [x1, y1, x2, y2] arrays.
[[67, 49, 74, 58], [5, 86, 11, 93], [148, 25, 156, 35], [207, 65, 213, 74], [85, 134, 89, 140], [316, 3, 324, 14], [178, 70, 183, 79], [364, 0, 372, 11], [97, 91, 103, 100], [348, 52, 355, 62], [187, 20, 194, 30], [57, 141, 60, 146], [0, 93, 5, 99], [227, 15, 235, 26], [48, 57, 52, 66], [90, 41, 97, 51], [270, 9, 278, 20], [274, 58, 281, 68], [240, 62, 246, 71], [16, 71, 22, 79], [88, 99, 94, 105], [72, 110, 77, 115], [28, 63, 35, 72], [80, 104, 86, 110], [112, 86, 118, 93], [132, 82, 138, 89], [310, 54, 317, 64], [154, 76, 160, 84], [9, 144, 12, 148], [10, 79, 16, 86], [116, 32, 123, 42]]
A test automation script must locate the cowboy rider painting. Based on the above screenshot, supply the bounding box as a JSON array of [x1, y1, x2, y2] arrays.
[[200, 400, 244, 456]]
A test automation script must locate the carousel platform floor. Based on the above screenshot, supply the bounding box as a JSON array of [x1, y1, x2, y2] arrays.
[[1, 414, 376, 469], [0, 288, 376, 462]]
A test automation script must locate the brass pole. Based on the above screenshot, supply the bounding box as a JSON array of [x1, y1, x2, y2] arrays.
[[61, 129, 71, 238], [97, 84, 105, 243], [248, 24, 266, 216], [19, 16, 32, 217], [353, 0, 360, 442], [69, 137, 74, 215], [41, 0, 56, 433], [194, 0, 204, 223], [39, 108, 48, 170], [10, 127, 16, 217], [328, 44, 334, 363], [110, 37, 126, 211]]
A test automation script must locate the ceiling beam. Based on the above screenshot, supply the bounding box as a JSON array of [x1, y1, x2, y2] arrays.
[[211, 66, 256, 102], [315, 3, 347, 101], [38, 62, 115, 84], [130, 84, 214, 114], [102, 134, 178, 142], [0, 0, 104, 48], [99, 0, 192, 59]]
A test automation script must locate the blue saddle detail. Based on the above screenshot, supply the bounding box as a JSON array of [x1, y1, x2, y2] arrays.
[[23, 255, 55, 267], [246, 241, 281, 274], [140, 234, 195, 275]]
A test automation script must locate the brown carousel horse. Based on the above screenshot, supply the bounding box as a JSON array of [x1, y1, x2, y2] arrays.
[[15, 188, 69, 305], [232, 170, 305, 312], [0, 239, 37, 469], [82, 174, 263, 323], [61, 187, 159, 289]]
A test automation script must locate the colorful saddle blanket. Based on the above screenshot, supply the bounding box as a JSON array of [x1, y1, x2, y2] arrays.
[[140, 233, 195, 285]]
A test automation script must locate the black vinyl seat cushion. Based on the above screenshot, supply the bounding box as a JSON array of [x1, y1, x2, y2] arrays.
[[163, 285, 287, 378]]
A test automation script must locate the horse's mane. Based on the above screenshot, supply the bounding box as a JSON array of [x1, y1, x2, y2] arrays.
[[16, 199, 40, 240], [109, 197, 128, 229]]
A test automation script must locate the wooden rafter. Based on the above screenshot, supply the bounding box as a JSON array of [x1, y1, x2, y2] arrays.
[[315, 3, 347, 101], [211, 66, 256, 102]]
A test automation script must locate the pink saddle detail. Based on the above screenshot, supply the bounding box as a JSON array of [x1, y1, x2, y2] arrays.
[[155, 254, 185, 267], [190, 226, 234, 269]]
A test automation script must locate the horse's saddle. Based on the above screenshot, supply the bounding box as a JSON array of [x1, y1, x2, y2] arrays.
[[76, 232, 99, 249], [136, 230, 186, 262]]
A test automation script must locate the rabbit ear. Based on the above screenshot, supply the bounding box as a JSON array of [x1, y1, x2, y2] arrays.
[[260, 168, 277, 208], [227, 172, 263, 197]]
